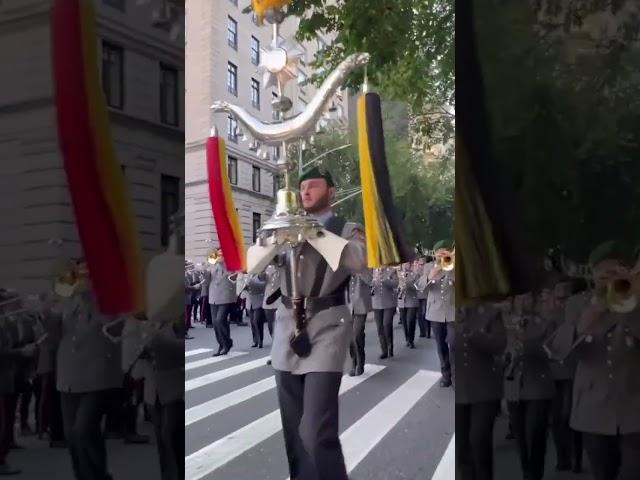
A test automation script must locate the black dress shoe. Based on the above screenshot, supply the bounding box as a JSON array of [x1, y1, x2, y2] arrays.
[[251, 343, 258, 348], [213, 349, 223, 357], [409, 342, 416, 349], [258, 343, 263, 348], [379, 353, 388, 359], [439, 378, 452, 387], [0, 463, 21, 475], [419, 334, 426, 338], [266, 359, 272, 365], [349, 369, 356, 377], [356, 365, 364, 376], [406, 341, 411, 347], [388, 349, 394, 358]]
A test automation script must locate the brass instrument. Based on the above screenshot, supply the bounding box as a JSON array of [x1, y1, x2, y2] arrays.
[[207, 249, 221, 265], [596, 275, 638, 313], [437, 250, 455, 272], [53, 261, 79, 298]]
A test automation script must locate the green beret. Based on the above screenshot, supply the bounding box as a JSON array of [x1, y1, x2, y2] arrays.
[[588, 240, 628, 267], [298, 166, 335, 188], [433, 240, 452, 251]]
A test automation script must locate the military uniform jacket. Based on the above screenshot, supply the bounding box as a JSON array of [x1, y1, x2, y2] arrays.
[[246, 274, 267, 310], [36, 307, 63, 375], [143, 323, 184, 406], [452, 305, 506, 404], [262, 266, 282, 310], [349, 270, 372, 315], [56, 293, 123, 393], [423, 262, 455, 323], [371, 268, 399, 310], [503, 313, 555, 402], [547, 294, 589, 380], [271, 216, 367, 375], [208, 263, 237, 305], [200, 269, 211, 297], [398, 271, 420, 309], [416, 264, 429, 301], [0, 318, 19, 394], [568, 309, 640, 435]]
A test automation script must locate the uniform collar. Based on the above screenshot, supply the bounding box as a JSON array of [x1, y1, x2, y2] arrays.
[[312, 209, 334, 227]]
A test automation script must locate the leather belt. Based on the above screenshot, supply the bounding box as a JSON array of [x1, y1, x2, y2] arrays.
[[281, 294, 346, 319]]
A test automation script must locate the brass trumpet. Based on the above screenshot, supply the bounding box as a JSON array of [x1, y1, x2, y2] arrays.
[[436, 250, 455, 272], [597, 276, 638, 313], [207, 249, 221, 265]]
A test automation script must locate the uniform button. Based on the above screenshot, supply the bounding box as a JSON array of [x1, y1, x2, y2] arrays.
[[607, 332, 612, 338], [340, 318, 344, 323], [586, 335, 593, 343], [609, 374, 613, 379], [607, 360, 612, 365], [607, 346, 612, 351]]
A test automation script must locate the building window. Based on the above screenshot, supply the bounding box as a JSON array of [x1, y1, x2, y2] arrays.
[[298, 70, 307, 95], [252, 213, 261, 242], [228, 156, 238, 185], [227, 115, 238, 142], [160, 175, 180, 247], [227, 62, 238, 96], [102, 42, 124, 109], [252, 166, 261, 192], [251, 78, 260, 110], [251, 36, 260, 65], [227, 16, 238, 49], [160, 64, 178, 126]]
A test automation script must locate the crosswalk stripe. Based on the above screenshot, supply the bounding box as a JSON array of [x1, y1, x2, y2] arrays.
[[185, 356, 269, 392], [185, 376, 275, 426], [430, 434, 455, 480], [185, 351, 247, 371], [185, 348, 212, 357], [339, 370, 440, 474], [185, 364, 386, 480]]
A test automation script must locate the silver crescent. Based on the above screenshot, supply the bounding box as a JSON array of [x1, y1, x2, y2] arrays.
[[210, 53, 370, 145]]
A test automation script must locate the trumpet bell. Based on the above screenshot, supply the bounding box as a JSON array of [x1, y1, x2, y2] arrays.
[[606, 278, 637, 313], [439, 255, 455, 271]]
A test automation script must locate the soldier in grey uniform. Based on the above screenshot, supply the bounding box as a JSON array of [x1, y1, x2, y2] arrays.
[[422, 241, 455, 387], [208, 255, 238, 356], [415, 257, 430, 338], [270, 167, 366, 480], [141, 320, 185, 480], [263, 265, 281, 366], [544, 279, 585, 473], [0, 290, 37, 476], [199, 266, 212, 327], [453, 303, 506, 480], [549, 243, 640, 480], [503, 291, 555, 480], [348, 269, 372, 376], [398, 262, 420, 349], [372, 266, 399, 359], [246, 273, 267, 348], [56, 259, 123, 480]]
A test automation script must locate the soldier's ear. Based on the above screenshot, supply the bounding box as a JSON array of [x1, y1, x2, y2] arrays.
[[328, 186, 336, 202]]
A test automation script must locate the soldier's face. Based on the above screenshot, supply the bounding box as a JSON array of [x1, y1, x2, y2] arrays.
[[300, 179, 334, 213]]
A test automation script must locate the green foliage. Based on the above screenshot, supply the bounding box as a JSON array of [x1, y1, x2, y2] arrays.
[[286, 0, 454, 154], [286, 108, 453, 248], [473, 1, 640, 261]]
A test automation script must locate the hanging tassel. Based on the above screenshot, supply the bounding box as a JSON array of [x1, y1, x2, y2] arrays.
[[357, 92, 415, 268], [51, 0, 144, 314], [206, 135, 246, 272]]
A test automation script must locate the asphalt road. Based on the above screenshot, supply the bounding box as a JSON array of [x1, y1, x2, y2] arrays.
[[185, 312, 455, 480]]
